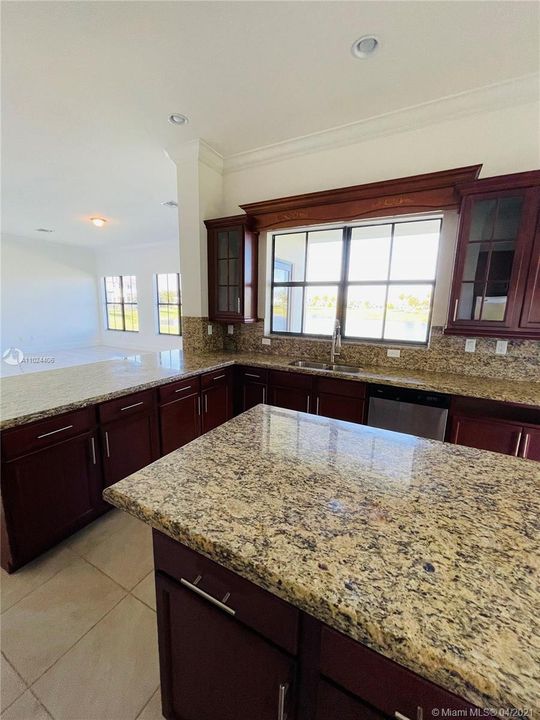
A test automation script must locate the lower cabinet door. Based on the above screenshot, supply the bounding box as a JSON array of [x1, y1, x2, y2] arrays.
[[449, 415, 523, 456], [316, 679, 385, 720], [316, 394, 365, 424], [242, 381, 267, 411], [102, 413, 159, 487], [156, 572, 296, 720], [1, 431, 102, 569], [202, 384, 231, 433], [521, 425, 540, 460], [159, 394, 201, 456], [269, 386, 311, 413]]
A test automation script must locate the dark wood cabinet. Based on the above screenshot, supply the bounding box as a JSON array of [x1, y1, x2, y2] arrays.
[[521, 425, 540, 461], [446, 170, 540, 339], [236, 366, 268, 413], [269, 370, 313, 413], [159, 378, 201, 456], [315, 680, 384, 720], [450, 415, 523, 456], [1, 409, 103, 572], [205, 215, 258, 324], [201, 369, 233, 433], [99, 389, 159, 487], [314, 377, 366, 424]]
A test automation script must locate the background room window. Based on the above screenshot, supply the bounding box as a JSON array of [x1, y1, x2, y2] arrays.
[[271, 217, 441, 344], [157, 273, 181, 335], [104, 275, 139, 332]]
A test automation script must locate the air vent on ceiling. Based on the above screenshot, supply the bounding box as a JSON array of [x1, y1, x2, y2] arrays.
[[35, 228, 54, 233], [161, 200, 178, 208]]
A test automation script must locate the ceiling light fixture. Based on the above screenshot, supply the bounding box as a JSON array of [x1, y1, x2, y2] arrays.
[[35, 228, 54, 233], [351, 35, 379, 58], [161, 200, 178, 208], [90, 217, 107, 228], [168, 113, 189, 126]]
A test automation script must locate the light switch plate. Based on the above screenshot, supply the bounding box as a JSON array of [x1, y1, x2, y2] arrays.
[[495, 340, 508, 355], [262, 337, 271, 346], [207, 325, 213, 336], [387, 348, 400, 358], [227, 325, 234, 335], [464, 339, 476, 353]]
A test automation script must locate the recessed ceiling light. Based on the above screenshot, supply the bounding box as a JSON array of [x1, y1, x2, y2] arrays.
[[161, 200, 178, 208], [90, 217, 107, 227], [351, 35, 379, 58], [35, 228, 54, 233], [168, 113, 189, 126]]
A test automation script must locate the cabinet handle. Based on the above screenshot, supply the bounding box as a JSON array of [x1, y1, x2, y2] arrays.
[[175, 385, 192, 393], [262, 386, 266, 404], [513, 431, 523, 457], [213, 374, 226, 381], [396, 709, 423, 720], [237, 297, 241, 313], [90, 437, 97, 465], [180, 576, 236, 616], [316, 396, 320, 415], [120, 401, 144, 411], [452, 298, 458, 322], [197, 396, 201, 416], [278, 683, 288, 720], [204, 395, 208, 413], [520, 432, 531, 458], [245, 373, 260, 379], [105, 431, 111, 458], [37, 424, 73, 439], [306, 395, 310, 413]]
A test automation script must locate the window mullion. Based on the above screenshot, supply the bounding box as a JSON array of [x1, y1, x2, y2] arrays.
[[380, 224, 395, 341], [336, 227, 350, 329]]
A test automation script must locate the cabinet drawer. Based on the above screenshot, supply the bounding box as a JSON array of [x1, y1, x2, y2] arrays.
[[320, 627, 476, 716], [2, 407, 97, 461], [316, 377, 366, 398], [201, 367, 231, 389], [269, 370, 313, 390], [159, 376, 201, 405], [98, 389, 156, 424], [153, 530, 299, 655], [238, 366, 269, 383]]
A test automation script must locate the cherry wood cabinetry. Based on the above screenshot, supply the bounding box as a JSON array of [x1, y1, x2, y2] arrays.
[[153, 531, 478, 720], [201, 368, 233, 433], [205, 215, 258, 324], [236, 366, 268, 412], [99, 389, 160, 488], [1, 408, 104, 572], [269, 370, 313, 413], [445, 171, 540, 339], [159, 378, 202, 456], [314, 377, 366, 424]]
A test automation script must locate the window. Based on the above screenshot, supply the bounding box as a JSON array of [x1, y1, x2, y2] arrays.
[[156, 273, 182, 335], [104, 275, 139, 332], [270, 218, 441, 344]]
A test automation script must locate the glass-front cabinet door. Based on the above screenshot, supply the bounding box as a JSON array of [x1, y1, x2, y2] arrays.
[[217, 228, 242, 315], [446, 178, 540, 338]]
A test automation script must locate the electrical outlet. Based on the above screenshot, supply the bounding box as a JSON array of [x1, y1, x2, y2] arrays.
[[207, 325, 213, 336], [262, 337, 271, 346], [464, 339, 476, 353], [227, 325, 234, 335], [495, 340, 508, 355], [387, 348, 400, 358]]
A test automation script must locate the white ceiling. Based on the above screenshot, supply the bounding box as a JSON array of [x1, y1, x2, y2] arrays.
[[2, 1, 538, 247]]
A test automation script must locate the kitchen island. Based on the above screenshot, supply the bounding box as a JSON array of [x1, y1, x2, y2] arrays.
[[104, 404, 540, 718]]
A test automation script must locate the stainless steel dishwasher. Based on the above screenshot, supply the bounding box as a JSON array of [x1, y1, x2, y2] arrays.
[[367, 384, 450, 441]]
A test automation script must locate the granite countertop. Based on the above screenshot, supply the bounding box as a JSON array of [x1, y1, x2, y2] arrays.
[[104, 405, 540, 713], [1, 348, 539, 430]]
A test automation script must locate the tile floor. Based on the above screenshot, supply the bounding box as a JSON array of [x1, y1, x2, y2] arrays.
[[0, 510, 162, 720]]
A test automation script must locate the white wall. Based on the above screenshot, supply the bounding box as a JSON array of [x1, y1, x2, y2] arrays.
[[1, 234, 100, 353], [95, 242, 182, 351], [220, 101, 539, 330]]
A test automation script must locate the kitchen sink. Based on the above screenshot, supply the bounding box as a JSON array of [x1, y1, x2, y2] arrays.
[[289, 360, 362, 375]]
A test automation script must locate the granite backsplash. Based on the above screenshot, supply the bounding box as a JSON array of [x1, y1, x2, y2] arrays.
[[183, 317, 539, 382]]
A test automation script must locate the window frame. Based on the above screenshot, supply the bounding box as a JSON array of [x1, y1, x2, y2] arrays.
[[270, 216, 442, 345], [104, 275, 139, 333], [156, 272, 182, 336]]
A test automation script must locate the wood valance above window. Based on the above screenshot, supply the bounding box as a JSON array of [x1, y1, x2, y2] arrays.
[[240, 165, 482, 230]]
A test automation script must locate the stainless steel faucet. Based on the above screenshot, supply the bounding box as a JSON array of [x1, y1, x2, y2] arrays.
[[330, 319, 342, 364]]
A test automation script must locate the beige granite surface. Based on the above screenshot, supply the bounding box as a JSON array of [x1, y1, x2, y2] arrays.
[[1, 349, 539, 430], [104, 405, 540, 713]]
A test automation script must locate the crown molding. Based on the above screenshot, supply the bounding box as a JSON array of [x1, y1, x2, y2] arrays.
[[224, 74, 540, 174], [165, 139, 224, 174]]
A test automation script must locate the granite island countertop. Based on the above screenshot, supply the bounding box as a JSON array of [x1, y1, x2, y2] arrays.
[[1, 348, 539, 429], [104, 405, 540, 714]]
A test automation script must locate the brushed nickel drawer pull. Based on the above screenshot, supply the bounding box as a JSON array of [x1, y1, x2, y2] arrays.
[[245, 373, 260, 378], [262, 387, 266, 403], [513, 431, 523, 457], [520, 432, 531, 458], [180, 576, 235, 616], [37, 424, 73, 439], [278, 682, 288, 720], [105, 431, 111, 458], [197, 396, 201, 416], [316, 396, 320, 415], [213, 374, 226, 381], [452, 298, 459, 322], [90, 437, 97, 465], [120, 401, 144, 411], [175, 385, 192, 393], [306, 395, 310, 413], [395, 708, 423, 720]]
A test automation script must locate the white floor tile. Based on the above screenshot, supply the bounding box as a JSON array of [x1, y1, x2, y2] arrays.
[[0, 655, 26, 712], [131, 573, 156, 611], [0, 690, 52, 720], [136, 690, 163, 720]]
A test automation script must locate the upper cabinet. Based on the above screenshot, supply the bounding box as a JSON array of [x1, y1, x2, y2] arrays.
[[205, 215, 258, 324], [445, 170, 540, 339]]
